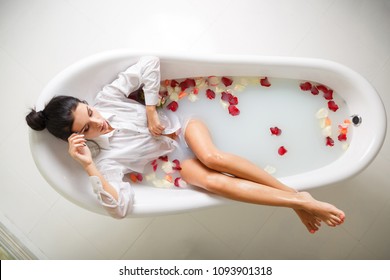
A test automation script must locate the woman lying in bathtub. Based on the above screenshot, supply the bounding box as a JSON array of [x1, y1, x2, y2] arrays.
[[26, 56, 345, 233]]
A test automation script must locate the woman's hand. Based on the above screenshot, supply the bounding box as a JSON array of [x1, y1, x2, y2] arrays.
[[68, 133, 93, 169], [146, 105, 164, 136]]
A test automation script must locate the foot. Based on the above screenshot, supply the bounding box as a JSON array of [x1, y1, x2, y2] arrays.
[[294, 209, 322, 234], [298, 192, 345, 227]]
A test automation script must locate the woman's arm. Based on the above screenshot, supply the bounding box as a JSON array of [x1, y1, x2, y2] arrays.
[[146, 105, 164, 136], [68, 133, 119, 200]]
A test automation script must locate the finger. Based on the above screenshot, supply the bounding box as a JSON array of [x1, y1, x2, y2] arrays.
[[68, 134, 85, 143]]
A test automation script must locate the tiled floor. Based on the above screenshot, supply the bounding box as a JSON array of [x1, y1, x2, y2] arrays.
[[0, 0, 389, 259]]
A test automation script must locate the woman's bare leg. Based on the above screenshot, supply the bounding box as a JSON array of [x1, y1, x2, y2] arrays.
[[183, 119, 345, 232], [184, 119, 295, 192], [181, 159, 344, 230]]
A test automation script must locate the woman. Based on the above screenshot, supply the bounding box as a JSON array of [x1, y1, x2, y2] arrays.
[[26, 56, 345, 233]]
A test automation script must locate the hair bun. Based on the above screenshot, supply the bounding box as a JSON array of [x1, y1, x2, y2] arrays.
[[26, 109, 47, 131]]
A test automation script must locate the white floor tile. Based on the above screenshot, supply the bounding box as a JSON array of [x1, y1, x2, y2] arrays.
[[0, 0, 99, 84], [0, 160, 52, 235], [29, 209, 105, 259], [121, 213, 237, 259], [191, 202, 275, 254], [359, 198, 390, 259], [52, 198, 154, 259], [371, 58, 390, 162], [239, 208, 357, 259], [0, 49, 42, 145]]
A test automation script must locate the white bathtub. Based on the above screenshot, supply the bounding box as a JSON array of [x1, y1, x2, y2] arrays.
[[29, 50, 387, 217]]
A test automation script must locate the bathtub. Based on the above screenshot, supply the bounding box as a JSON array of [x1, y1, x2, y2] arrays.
[[29, 50, 387, 217]]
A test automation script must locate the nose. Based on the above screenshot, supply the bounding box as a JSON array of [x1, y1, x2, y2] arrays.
[[91, 117, 103, 129]]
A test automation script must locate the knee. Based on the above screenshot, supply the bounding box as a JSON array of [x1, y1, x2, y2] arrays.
[[199, 151, 225, 170], [203, 173, 226, 193]]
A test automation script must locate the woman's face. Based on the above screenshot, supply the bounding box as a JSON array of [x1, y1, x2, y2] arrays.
[[71, 103, 112, 138]]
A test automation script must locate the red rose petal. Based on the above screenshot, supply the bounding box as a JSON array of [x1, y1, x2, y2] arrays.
[[270, 127, 282, 136], [311, 86, 319, 95], [278, 146, 287, 156], [338, 133, 347, 141], [136, 173, 143, 182], [151, 160, 158, 171], [174, 177, 181, 187], [221, 77, 233, 87], [221, 91, 229, 102], [328, 100, 339, 112], [323, 89, 334, 100], [326, 136, 334, 147], [172, 159, 182, 171], [260, 77, 271, 87], [299, 82, 312, 91], [206, 89, 216, 99], [167, 101, 179, 112], [228, 105, 240, 116], [170, 80, 179, 88], [158, 155, 169, 162], [221, 92, 238, 105], [316, 85, 328, 93], [179, 78, 196, 91]]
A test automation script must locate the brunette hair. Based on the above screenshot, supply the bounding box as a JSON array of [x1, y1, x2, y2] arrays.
[[26, 95, 83, 141]]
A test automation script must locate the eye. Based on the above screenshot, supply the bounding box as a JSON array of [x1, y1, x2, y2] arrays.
[[88, 107, 93, 117]]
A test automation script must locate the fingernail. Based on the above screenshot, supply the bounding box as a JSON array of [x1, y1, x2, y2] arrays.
[[310, 230, 316, 234]]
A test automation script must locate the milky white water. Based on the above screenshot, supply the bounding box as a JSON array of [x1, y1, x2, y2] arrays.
[[156, 76, 352, 180]]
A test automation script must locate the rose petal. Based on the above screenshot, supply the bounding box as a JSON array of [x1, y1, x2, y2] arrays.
[[145, 173, 156, 181], [167, 101, 179, 112], [174, 177, 188, 188], [228, 105, 240, 116], [161, 161, 174, 174], [264, 165, 276, 174], [338, 133, 347, 141], [136, 173, 143, 182], [221, 76, 233, 87], [316, 85, 328, 93], [169, 92, 179, 101], [260, 77, 271, 87], [221, 92, 238, 105], [311, 86, 319, 95], [322, 126, 332, 137], [129, 173, 138, 183], [208, 76, 220, 87], [315, 108, 329, 119], [188, 93, 199, 102], [299, 82, 312, 91], [206, 89, 216, 99], [158, 155, 169, 162], [323, 89, 334, 100], [326, 136, 334, 147], [270, 127, 282, 136], [278, 146, 287, 156], [170, 80, 179, 88], [328, 101, 339, 112], [179, 78, 196, 91], [172, 159, 182, 171], [234, 84, 246, 92]]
